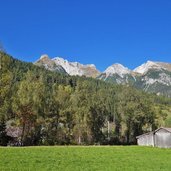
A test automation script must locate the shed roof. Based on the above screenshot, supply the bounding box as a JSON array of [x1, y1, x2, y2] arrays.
[[154, 127, 171, 133], [136, 127, 171, 139], [136, 131, 154, 139]]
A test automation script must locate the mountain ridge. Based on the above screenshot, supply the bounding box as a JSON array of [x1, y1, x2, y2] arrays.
[[34, 55, 171, 97], [34, 55, 171, 76]]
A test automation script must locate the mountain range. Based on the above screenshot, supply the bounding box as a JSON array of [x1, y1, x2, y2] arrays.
[[34, 55, 171, 97]]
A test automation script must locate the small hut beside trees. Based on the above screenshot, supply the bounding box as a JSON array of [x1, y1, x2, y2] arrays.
[[136, 127, 171, 148]]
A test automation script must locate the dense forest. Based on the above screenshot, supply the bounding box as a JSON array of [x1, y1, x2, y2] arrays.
[[0, 52, 171, 146]]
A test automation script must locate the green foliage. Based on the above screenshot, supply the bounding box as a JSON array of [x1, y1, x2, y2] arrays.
[[0, 52, 171, 145]]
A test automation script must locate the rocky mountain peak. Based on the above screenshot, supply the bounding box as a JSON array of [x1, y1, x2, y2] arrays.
[[134, 61, 163, 74], [40, 54, 50, 60], [104, 63, 131, 78], [51, 57, 100, 77], [34, 55, 66, 73]]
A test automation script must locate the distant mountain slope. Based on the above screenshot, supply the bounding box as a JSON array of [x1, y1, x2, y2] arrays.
[[134, 66, 171, 97], [98, 61, 171, 97], [34, 55, 171, 97], [134, 61, 171, 74]]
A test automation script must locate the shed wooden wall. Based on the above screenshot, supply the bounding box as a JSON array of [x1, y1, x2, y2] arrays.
[[137, 133, 154, 146], [155, 129, 171, 148]]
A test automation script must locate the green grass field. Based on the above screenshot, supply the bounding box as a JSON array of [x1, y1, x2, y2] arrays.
[[0, 146, 171, 171]]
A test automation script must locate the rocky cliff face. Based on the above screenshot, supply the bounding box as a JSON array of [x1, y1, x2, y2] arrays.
[[34, 55, 100, 78], [52, 57, 100, 78], [34, 55, 66, 73]]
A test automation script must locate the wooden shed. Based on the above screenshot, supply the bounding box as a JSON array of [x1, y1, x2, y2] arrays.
[[136, 127, 171, 148]]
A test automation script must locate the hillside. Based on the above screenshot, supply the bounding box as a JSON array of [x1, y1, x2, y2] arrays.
[[0, 52, 171, 146]]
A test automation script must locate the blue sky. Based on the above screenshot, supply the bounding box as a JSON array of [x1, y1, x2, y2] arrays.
[[1, 0, 171, 71]]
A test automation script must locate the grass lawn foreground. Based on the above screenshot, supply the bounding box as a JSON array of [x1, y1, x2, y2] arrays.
[[0, 146, 171, 171]]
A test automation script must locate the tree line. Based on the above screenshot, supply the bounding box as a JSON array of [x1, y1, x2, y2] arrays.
[[0, 52, 171, 146]]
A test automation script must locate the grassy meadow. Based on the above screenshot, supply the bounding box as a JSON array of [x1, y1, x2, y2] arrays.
[[0, 146, 171, 171]]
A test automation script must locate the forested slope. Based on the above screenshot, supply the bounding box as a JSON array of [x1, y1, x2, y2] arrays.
[[0, 52, 171, 146]]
